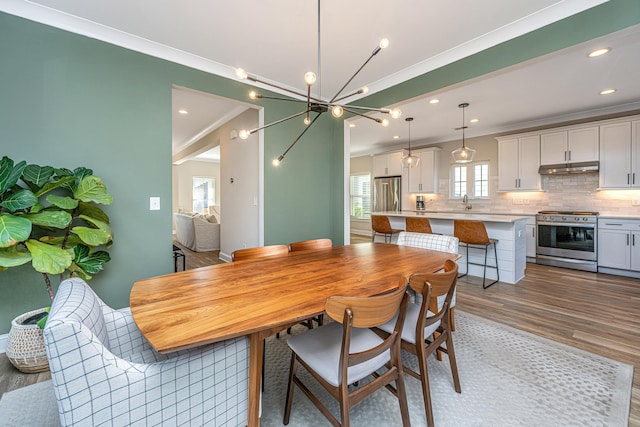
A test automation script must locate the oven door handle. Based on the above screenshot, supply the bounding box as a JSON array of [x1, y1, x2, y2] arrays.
[[537, 221, 596, 228]]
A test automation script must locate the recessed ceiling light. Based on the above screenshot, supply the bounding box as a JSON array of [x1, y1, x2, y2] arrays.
[[600, 88, 616, 95], [470, 118, 479, 123], [349, 123, 356, 128], [588, 48, 610, 58], [393, 135, 400, 139], [178, 109, 189, 114], [429, 99, 439, 104]]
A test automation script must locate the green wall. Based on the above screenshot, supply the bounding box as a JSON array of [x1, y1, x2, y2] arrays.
[[1, 0, 639, 334]]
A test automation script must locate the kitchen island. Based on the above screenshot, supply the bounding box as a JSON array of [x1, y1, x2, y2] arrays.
[[372, 211, 529, 284]]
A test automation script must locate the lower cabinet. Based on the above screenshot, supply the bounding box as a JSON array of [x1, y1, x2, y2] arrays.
[[598, 219, 640, 272], [526, 222, 536, 259]]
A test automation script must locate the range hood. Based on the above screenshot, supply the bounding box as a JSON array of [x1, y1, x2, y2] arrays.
[[538, 161, 599, 175]]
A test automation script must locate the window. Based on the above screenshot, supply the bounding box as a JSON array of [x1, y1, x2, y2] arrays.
[[192, 177, 215, 213], [450, 161, 490, 198], [350, 173, 371, 219]]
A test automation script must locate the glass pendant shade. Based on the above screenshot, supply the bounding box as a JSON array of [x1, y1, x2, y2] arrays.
[[401, 117, 420, 168], [452, 102, 476, 163]]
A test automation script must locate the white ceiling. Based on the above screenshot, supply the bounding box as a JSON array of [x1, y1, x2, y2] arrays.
[[5, 0, 639, 159]]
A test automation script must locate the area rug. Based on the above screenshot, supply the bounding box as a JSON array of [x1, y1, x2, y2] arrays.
[[0, 311, 632, 426]]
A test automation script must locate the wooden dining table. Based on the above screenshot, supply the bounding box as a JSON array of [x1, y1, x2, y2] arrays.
[[130, 242, 459, 426]]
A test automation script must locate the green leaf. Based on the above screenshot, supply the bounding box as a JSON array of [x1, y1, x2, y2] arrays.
[[0, 214, 32, 248], [73, 244, 110, 275], [36, 309, 49, 329], [35, 176, 76, 197], [0, 157, 27, 194], [24, 210, 72, 229], [0, 189, 37, 212], [25, 239, 72, 274], [0, 246, 32, 268], [22, 164, 54, 188], [68, 263, 92, 280], [39, 234, 83, 248], [30, 203, 44, 213], [74, 176, 113, 205], [77, 202, 110, 224], [72, 226, 110, 246], [74, 167, 93, 182], [45, 194, 78, 210]]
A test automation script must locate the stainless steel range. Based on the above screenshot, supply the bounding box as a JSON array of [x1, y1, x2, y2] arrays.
[[536, 211, 598, 272]]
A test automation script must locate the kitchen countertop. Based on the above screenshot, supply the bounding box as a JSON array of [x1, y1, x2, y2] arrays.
[[598, 214, 640, 220], [373, 210, 529, 223]]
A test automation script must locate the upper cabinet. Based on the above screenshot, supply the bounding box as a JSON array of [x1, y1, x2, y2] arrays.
[[599, 120, 640, 189], [407, 148, 440, 193], [540, 126, 599, 165], [497, 135, 541, 191], [373, 151, 404, 177]]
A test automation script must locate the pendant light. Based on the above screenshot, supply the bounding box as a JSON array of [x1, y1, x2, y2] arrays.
[[451, 102, 476, 163], [401, 117, 420, 168]]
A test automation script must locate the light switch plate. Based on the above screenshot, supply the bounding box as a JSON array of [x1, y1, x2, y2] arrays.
[[632, 200, 640, 206], [150, 197, 160, 210]]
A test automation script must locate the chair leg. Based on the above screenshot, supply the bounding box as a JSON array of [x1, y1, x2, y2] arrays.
[[450, 308, 456, 332], [372, 231, 376, 242], [395, 367, 411, 427], [458, 243, 469, 278], [416, 344, 435, 427], [262, 341, 266, 392], [482, 242, 499, 289], [339, 381, 350, 427], [283, 353, 298, 425], [445, 331, 462, 394]]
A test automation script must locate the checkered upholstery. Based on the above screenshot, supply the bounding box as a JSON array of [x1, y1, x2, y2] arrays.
[[396, 231, 459, 309], [43, 278, 249, 427]]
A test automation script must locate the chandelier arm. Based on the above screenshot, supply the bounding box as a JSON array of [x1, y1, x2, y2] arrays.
[[329, 50, 377, 103], [255, 95, 310, 104], [331, 90, 363, 104], [249, 110, 310, 135], [247, 75, 323, 102], [342, 107, 384, 123], [342, 104, 391, 114], [279, 113, 323, 160]]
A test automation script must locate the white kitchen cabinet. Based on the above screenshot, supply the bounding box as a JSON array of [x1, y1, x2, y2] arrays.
[[598, 219, 640, 272], [540, 126, 599, 165], [497, 135, 541, 191], [408, 148, 440, 193], [373, 151, 404, 177], [526, 222, 536, 258], [599, 120, 640, 188]]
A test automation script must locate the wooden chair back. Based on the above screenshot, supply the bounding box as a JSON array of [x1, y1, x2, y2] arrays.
[[231, 244, 289, 261], [409, 260, 458, 333], [288, 238, 332, 252], [406, 217, 433, 233], [371, 215, 393, 234], [454, 219, 490, 245]]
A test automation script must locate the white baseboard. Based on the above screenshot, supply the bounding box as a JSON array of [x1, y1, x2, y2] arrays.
[[219, 252, 232, 263], [0, 333, 7, 353], [351, 230, 371, 237]]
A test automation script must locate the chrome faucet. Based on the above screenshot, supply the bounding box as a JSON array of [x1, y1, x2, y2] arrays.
[[462, 194, 472, 211]]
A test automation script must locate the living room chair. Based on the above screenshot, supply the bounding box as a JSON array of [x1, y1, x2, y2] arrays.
[[283, 282, 411, 427], [454, 219, 499, 288], [396, 231, 459, 331], [43, 278, 249, 427], [231, 244, 290, 261], [371, 215, 402, 243], [375, 260, 461, 426]]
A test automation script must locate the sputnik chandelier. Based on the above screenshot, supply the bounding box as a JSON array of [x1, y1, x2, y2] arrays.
[[235, 0, 401, 166]]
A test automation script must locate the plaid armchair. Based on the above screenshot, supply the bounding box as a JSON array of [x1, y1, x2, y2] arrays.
[[43, 278, 248, 426]]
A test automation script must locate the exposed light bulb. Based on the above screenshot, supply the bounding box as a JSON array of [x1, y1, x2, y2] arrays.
[[390, 108, 402, 119], [304, 72, 317, 86], [272, 156, 283, 167], [380, 119, 390, 127], [379, 38, 390, 49], [359, 86, 369, 94], [239, 130, 250, 140], [235, 68, 248, 79], [249, 91, 258, 100], [331, 106, 344, 118], [304, 116, 311, 125]]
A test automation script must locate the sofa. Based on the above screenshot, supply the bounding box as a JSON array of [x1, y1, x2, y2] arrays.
[[174, 209, 220, 252]]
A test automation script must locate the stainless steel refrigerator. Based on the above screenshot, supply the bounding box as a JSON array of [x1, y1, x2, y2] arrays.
[[373, 176, 401, 212]]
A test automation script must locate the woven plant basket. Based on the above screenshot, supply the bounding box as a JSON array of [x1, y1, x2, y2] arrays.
[[6, 308, 50, 373]]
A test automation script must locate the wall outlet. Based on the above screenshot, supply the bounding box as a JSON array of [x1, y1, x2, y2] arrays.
[[632, 200, 640, 206], [149, 197, 160, 210], [512, 198, 523, 205]]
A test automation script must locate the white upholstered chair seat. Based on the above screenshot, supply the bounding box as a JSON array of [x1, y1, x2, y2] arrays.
[[44, 278, 249, 427], [377, 304, 440, 345], [287, 322, 390, 387]]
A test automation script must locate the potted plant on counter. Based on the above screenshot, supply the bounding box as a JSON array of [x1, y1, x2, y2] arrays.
[[0, 156, 113, 372]]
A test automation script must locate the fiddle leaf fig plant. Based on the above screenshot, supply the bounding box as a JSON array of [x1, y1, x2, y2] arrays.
[[0, 156, 113, 302]]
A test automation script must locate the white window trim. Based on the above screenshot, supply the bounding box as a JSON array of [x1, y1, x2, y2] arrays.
[[450, 161, 490, 200], [350, 173, 372, 219]]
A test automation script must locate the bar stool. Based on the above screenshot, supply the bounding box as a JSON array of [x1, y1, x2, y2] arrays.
[[371, 215, 402, 243], [453, 220, 499, 288], [406, 216, 433, 233], [172, 244, 185, 272]]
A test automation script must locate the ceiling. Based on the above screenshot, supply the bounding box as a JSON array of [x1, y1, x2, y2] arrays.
[[5, 0, 639, 159]]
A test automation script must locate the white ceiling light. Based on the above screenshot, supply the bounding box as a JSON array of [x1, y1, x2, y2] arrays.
[[429, 99, 440, 104], [588, 47, 610, 57], [451, 102, 476, 163], [599, 88, 616, 95], [177, 109, 189, 115], [470, 118, 479, 123]]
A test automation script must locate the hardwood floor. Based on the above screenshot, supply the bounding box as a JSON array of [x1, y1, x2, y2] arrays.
[[173, 240, 224, 269], [2, 235, 638, 426]]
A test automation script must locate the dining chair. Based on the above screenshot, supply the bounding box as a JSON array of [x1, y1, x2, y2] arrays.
[[283, 282, 411, 427], [231, 244, 290, 261], [371, 215, 402, 243], [454, 219, 499, 288], [289, 238, 333, 252], [375, 260, 461, 426], [396, 231, 459, 331], [405, 217, 433, 234]]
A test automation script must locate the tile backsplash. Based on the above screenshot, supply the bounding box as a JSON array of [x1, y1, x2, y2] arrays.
[[408, 172, 640, 216]]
